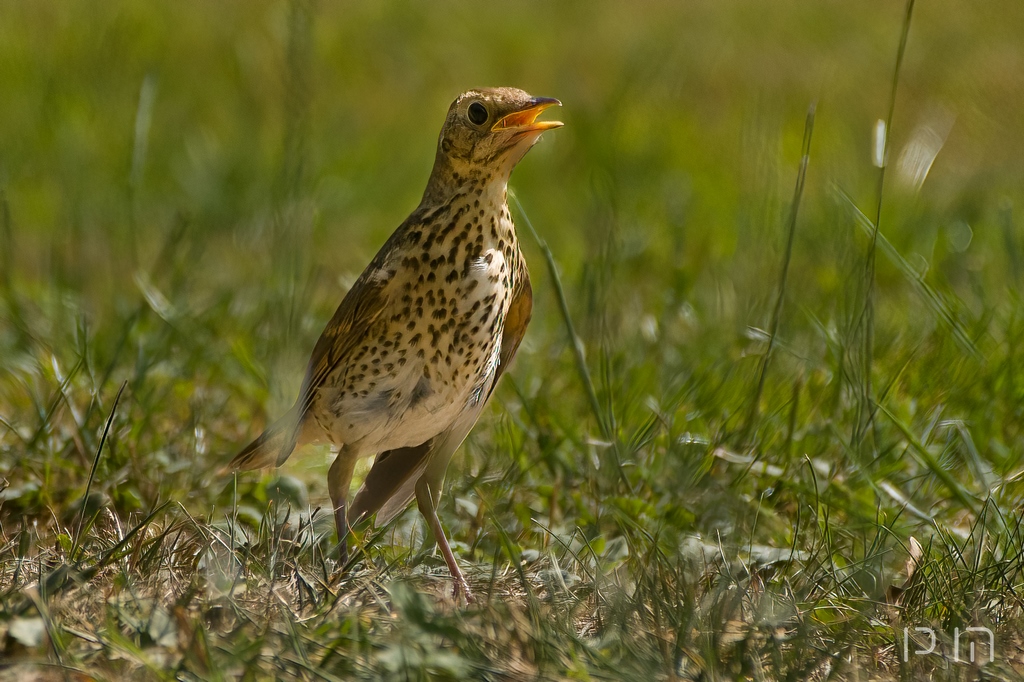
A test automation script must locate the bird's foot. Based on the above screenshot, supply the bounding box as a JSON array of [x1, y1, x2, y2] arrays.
[[453, 576, 475, 604], [323, 537, 350, 587]]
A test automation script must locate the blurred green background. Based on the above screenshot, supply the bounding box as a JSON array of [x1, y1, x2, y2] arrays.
[[3, 0, 1022, 492], [2, 0, 1024, 677], [5, 0, 1022, 310]]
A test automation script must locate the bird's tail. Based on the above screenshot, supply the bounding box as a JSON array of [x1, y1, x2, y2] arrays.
[[227, 407, 300, 472]]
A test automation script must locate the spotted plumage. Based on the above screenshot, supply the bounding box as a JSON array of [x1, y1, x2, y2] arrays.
[[229, 87, 561, 601]]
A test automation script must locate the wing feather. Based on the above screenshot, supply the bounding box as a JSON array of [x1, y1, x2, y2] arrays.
[[488, 269, 532, 398], [288, 227, 415, 439]]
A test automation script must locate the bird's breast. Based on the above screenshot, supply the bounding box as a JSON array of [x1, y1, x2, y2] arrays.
[[315, 197, 520, 453]]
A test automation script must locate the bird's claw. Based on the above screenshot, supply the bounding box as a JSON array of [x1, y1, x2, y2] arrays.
[[453, 577, 475, 604]]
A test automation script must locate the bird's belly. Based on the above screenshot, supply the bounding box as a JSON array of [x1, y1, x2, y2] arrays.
[[318, 336, 501, 454], [315, 250, 510, 453]]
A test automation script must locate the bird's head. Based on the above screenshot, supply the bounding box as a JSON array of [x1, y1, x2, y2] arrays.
[[423, 87, 562, 202]]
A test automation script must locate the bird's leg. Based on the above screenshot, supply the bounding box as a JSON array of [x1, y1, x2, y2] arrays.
[[415, 477, 473, 603], [328, 448, 357, 567]]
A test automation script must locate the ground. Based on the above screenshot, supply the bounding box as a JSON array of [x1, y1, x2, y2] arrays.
[[2, 1, 1024, 679]]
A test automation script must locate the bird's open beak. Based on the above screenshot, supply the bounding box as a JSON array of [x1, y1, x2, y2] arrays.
[[492, 97, 563, 134]]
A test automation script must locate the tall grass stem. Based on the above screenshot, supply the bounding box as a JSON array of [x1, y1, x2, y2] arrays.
[[857, 0, 917, 449], [745, 103, 816, 443]]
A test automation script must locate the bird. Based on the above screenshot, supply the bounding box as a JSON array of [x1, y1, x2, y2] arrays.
[[228, 87, 562, 601]]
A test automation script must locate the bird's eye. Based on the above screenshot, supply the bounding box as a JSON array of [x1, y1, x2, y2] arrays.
[[467, 101, 488, 125]]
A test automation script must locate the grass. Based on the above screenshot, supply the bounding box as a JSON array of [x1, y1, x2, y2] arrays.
[[3, 0, 1024, 679]]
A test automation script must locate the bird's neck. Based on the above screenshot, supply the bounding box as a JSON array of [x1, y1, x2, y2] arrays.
[[420, 153, 510, 210], [413, 160, 518, 254]]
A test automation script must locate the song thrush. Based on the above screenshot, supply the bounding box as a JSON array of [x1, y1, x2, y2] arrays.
[[229, 87, 562, 600]]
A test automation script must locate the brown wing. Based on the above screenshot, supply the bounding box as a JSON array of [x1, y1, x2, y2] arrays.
[[487, 269, 532, 399], [296, 273, 389, 418], [228, 275, 390, 470], [348, 268, 533, 523], [280, 229, 415, 460]]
